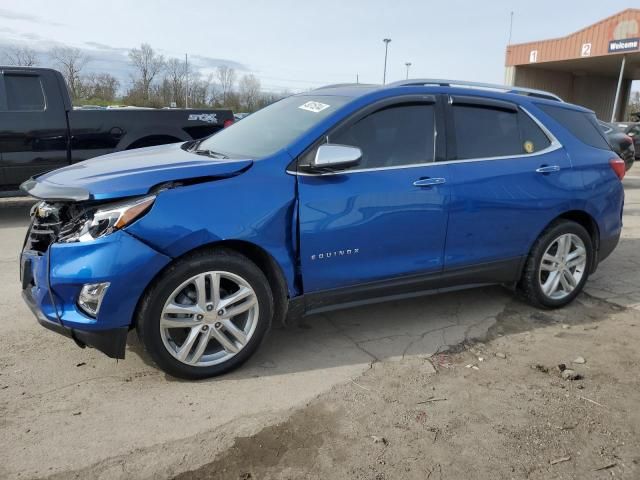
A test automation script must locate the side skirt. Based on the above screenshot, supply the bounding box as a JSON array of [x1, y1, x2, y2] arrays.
[[288, 257, 524, 318]]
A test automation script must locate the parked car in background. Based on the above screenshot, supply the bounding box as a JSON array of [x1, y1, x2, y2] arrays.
[[614, 121, 640, 160], [602, 121, 635, 170], [0, 67, 234, 196], [598, 120, 635, 171], [20, 80, 624, 379]]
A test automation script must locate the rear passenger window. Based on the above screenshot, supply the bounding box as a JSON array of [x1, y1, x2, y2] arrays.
[[538, 104, 609, 150], [519, 110, 552, 152], [328, 103, 435, 169], [3, 74, 45, 111], [451, 104, 550, 160]]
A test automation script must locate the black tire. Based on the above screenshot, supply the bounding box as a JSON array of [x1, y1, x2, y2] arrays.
[[136, 248, 273, 379], [518, 220, 593, 309]]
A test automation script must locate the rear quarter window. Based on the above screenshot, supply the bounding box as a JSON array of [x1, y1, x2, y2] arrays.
[[451, 104, 550, 160], [538, 104, 610, 150], [3, 74, 46, 111]]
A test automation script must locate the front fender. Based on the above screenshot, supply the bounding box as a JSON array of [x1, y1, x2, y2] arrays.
[[125, 153, 299, 296]]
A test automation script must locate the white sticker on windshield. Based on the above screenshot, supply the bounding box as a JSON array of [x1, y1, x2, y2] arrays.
[[298, 101, 330, 113]]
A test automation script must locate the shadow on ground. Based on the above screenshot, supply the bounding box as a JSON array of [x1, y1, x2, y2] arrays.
[[126, 284, 627, 384]]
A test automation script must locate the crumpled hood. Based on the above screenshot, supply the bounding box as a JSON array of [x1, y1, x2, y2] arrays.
[[21, 143, 253, 201]]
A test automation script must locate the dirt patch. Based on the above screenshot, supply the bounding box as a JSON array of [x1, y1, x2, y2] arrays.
[[175, 295, 640, 479], [175, 404, 338, 480]]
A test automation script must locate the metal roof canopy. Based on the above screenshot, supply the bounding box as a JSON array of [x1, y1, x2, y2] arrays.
[[505, 9, 640, 121], [519, 53, 640, 79]]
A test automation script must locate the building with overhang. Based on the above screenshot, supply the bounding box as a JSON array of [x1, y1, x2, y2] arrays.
[[505, 9, 640, 121]]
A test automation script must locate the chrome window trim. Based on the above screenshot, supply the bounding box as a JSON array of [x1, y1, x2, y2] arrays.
[[287, 105, 563, 177]]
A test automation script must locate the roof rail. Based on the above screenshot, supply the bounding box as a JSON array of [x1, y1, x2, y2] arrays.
[[315, 82, 375, 90], [387, 79, 563, 102]]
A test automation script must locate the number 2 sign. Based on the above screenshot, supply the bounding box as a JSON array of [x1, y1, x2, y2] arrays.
[[581, 43, 592, 57]]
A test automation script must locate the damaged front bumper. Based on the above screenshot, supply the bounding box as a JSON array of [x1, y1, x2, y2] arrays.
[[22, 286, 129, 358], [20, 229, 171, 359]]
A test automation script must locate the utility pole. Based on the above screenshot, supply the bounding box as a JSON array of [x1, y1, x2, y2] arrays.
[[185, 53, 189, 109], [405, 62, 412, 80], [508, 11, 514, 45], [356, 73, 359, 84], [382, 38, 391, 85]]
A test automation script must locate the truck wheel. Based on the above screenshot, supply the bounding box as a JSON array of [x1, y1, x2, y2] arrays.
[[518, 220, 592, 309], [136, 249, 273, 379]]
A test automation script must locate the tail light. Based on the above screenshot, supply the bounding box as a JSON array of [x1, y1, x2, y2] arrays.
[[223, 119, 234, 128], [610, 158, 626, 180]]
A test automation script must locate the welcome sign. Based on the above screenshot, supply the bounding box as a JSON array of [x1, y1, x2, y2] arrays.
[[608, 38, 640, 53]]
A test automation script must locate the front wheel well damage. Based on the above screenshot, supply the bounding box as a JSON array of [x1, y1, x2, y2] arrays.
[[132, 240, 290, 330]]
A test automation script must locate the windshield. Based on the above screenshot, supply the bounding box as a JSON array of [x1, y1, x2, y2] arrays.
[[197, 95, 350, 158]]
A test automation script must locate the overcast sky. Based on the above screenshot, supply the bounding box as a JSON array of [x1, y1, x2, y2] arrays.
[[0, 0, 636, 92]]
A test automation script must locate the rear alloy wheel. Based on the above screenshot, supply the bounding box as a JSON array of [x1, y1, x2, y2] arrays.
[[137, 250, 273, 379], [538, 233, 587, 301], [519, 220, 593, 308]]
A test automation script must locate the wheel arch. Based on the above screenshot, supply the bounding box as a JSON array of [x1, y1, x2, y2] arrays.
[[133, 239, 291, 329], [557, 210, 599, 246], [210, 240, 290, 326], [125, 134, 184, 150], [536, 209, 600, 272]]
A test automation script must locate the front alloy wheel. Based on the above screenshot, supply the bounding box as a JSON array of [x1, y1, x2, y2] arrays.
[[137, 249, 273, 379], [160, 271, 259, 367]]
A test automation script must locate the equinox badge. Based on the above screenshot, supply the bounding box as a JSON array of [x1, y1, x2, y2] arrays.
[[311, 248, 360, 261]]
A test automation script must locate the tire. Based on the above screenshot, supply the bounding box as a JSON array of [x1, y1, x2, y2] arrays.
[[136, 249, 273, 379], [518, 220, 593, 309]]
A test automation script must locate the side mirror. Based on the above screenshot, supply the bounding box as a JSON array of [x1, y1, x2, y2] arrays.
[[312, 144, 362, 170]]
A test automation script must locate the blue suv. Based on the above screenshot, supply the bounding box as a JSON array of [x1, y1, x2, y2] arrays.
[[20, 80, 625, 379]]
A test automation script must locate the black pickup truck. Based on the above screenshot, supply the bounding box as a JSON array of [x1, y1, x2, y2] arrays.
[[0, 67, 234, 195]]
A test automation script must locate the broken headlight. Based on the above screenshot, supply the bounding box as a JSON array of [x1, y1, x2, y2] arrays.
[[58, 196, 156, 243]]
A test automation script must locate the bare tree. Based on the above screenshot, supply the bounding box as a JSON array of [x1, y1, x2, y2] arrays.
[[189, 72, 213, 107], [627, 91, 640, 121], [51, 47, 89, 100], [129, 43, 165, 102], [165, 57, 186, 106], [4, 46, 39, 66], [238, 74, 261, 112], [82, 73, 120, 102], [216, 65, 236, 106]]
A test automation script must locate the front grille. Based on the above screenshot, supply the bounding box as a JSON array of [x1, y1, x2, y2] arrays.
[[24, 203, 65, 253]]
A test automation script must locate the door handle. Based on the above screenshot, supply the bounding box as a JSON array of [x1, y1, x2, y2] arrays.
[[535, 165, 561, 174], [413, 177, 446, 187]]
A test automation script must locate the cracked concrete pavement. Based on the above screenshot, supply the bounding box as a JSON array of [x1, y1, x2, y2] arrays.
[[1, 174, 638, 480]]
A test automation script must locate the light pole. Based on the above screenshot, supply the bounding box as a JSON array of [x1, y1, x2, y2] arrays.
[[382, 38, 391, 85], [184, 53, 189, 109], [405, 62, 412, 80]]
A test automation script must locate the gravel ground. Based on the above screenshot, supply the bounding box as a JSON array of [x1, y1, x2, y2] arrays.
[[176, 295, 640, 479]]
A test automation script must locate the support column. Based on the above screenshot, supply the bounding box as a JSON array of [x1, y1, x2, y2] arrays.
[[611, 55, 626, 122]]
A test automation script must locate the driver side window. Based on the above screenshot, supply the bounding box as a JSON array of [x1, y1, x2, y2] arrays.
[[327, 103, 436, 170]]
